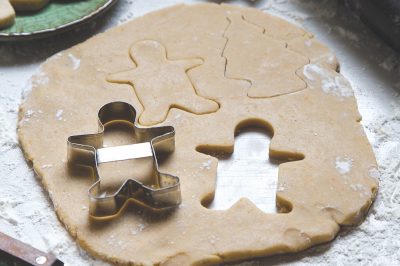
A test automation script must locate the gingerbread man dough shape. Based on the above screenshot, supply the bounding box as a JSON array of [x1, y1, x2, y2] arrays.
[[108, 40, 219, 125]]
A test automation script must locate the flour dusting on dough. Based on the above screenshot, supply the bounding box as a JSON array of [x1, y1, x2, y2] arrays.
[[350, 183, 370, 198], [55, 109, 64, 121], [277, 182, 286, 192], [33, 71, 49, 87], [201, 160, 212, 170], [41, 164, 53, 169], [322, 76, 353, 97], [368, 167, 380, 179], [131, 223, 147, 235], [304, 39, 312, 47], [335, 156, 353, 174], [68, 53, 81, 71], [25, 110, 34, 117], [303, 64, 353, 97], [49, 52, 63, 62]]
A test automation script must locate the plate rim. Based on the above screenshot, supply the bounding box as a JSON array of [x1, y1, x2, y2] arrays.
[[0, 0, 118, 41]]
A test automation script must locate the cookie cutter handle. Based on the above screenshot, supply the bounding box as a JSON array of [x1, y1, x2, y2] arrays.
[[0, 231, 63, 266]]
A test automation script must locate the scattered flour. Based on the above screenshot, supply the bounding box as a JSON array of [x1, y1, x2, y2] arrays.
[[25, 110, 34, 118], [68, 53, 81, 71], [322, 75, 353, 97], [368, 167, 380, 179], [55, 109, 64, 121], [350, 183, 370, 198], [334, 26, 360, 42], [200, 160, 212, 170], [303, 64, 353, 97], [0, 106, 18, 150], [131, 223, 147, 235], [277, 182, 287, 192], [33, 70, 49, 87], [304, 39, 312, 47], [41, 164, 53, 169], [335, 156, 353, 175], [0, 40, 108, 266]]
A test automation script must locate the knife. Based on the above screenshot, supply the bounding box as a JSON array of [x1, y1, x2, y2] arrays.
[[0, 232, 63, 266]]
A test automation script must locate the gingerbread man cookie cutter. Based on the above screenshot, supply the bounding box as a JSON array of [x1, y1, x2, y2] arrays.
[[67, 101, 181, 218]]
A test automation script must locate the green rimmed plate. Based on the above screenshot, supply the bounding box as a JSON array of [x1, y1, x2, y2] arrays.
[[0, 0, 117, 41]]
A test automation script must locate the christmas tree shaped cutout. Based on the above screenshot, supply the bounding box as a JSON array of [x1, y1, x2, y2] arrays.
[[223, 13, 309, 98]]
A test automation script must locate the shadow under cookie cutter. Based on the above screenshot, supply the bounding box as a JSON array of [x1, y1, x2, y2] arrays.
[[67, 101, 181, 218]]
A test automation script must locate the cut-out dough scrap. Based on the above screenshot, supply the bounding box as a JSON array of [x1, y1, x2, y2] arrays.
[[10, 0, 49, 11], [0, 0, 15, 29], [107, 40, 219, 125], [0, 0, 51, 29], [18, 3, 378, 266], [223, 13, 309, 98]]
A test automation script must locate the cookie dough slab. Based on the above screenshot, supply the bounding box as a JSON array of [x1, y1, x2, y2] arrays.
[[18, 3, 378, 265], [0, 0, 15, 29]]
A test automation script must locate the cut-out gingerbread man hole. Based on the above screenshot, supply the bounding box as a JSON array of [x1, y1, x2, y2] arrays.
[[198, 125, 301, 213], [107, 40, 219, 126]]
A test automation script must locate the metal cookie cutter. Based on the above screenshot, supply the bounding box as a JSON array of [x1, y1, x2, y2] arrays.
[[67, 102, 181, 218]]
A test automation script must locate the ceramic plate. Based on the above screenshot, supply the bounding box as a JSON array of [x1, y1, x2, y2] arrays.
[[0, 0, 117, 41]]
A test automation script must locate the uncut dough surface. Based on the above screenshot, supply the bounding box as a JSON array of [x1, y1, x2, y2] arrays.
[[18, 3, 379, 265]]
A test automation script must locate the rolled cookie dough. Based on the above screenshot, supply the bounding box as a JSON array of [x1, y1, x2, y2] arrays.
[[18, 3, 379, 265]]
